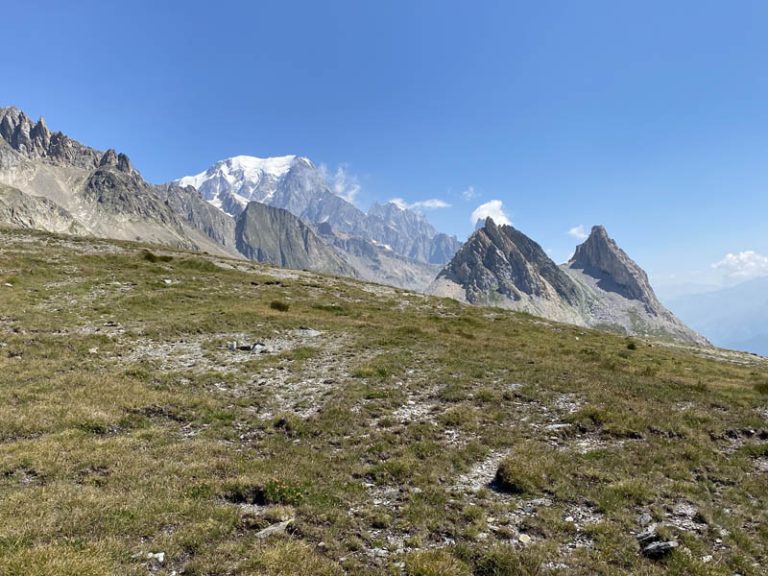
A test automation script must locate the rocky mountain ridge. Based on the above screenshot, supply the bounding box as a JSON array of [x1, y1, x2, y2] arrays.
[[0, 106, 707, 343], [430, 219, 706, 343], [0, 106, 450, 288]]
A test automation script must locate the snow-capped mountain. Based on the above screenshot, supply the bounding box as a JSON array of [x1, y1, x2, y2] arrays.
[[176, 155, 311, 216], [175, 156, 462, 266]]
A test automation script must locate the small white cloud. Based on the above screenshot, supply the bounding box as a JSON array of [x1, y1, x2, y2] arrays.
[[413, 198, 450, 210], [713, 250, 768, 280], [389, 197, 451, 211], [568, 225, 589, 240], [461, 185, 479, 201], [320, 163, 361, 204], [470, 200, 511, 226], [332, 165, 361, 204]]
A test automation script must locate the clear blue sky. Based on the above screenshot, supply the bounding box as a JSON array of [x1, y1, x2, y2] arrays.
[[4, 0, 768, 294]]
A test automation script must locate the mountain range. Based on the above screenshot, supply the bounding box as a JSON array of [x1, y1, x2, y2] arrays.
[[175, 155, 461, 265], [429, 219, 706, 344], [0, 106, 706, 345], [0, 106, 454, 286]]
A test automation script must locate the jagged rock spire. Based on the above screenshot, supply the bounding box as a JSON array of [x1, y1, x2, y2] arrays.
[[98, 149, 133, 173], [0, 106, 101, 169], [568, 225, 658, 305]]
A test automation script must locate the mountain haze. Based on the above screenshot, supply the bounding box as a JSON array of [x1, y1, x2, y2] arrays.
[[666, 276, 768, 355]]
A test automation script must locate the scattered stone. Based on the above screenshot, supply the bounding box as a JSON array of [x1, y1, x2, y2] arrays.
[[147, 552, 165, 565], [296, 327, 321, 337], [369, 547, 389, 558], [88, 347, 98, 355], [672, 501, 698, 518], [545, 423, 571, 431], [638, 512, 653, 527], [254, 519, 294, 540], [3, 282, 13, 287], [636, 525, 658, 547], [519, 534, 531, 544], [702, 555, 713, 563], [162, 279, 173, 285], [251, 342, 268, 353], [641, 540, 678, 559]]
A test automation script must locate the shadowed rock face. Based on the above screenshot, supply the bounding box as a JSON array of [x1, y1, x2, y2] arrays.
[[430, 219, 707, 344], [235, 202, 356, 277], [568, 225, 657, 305]]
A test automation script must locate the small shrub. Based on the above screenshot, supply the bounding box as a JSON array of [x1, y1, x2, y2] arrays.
[[626, 340, 637, 350], [240, 540, 342, 575], [494, 456, 545, 495], [142, 250, 173, 263], [493, 442, 554, 494], [405, 549, 472, 576], [270, 300, 290, 312], [178, 258, 219, 272], [474, 544, 545, 576], [753, 381, 768, 395], [223, 479, 304, 506]]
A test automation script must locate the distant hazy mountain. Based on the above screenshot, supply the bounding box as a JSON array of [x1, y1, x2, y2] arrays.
[[666, 277, 768, 355], [176, 156, 461, 266], [430, 220, 705, 344]]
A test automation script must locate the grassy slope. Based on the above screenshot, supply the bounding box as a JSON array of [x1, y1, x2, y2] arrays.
[[0, 228, 766, 576]]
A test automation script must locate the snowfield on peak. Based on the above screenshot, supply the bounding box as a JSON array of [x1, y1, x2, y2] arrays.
[[175, 155, 310, 210]]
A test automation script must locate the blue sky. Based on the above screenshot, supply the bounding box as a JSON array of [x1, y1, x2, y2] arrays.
[[4, 1, 768, 295]]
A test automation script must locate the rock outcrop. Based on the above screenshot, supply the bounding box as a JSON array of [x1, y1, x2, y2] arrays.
[[429, 218, 589, 324], [235, 202, 356, 277], [430, 219, 706, 344], [0, 106, 238, 256], [567, 225, 654, 304]]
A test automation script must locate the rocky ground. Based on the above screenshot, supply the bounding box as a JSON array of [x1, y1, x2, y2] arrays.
[[0, 228, 767, 576]]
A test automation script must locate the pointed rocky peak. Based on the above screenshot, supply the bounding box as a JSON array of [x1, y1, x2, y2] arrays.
[[99, 149, 119, 167], [98, 149, 133, 173], [0, 106, 101, 169], [438, 220, 582, 306], [234, 202, 355, 277], [30, 117, 51, 147], [568, 225, 657, 304], [117, 153, 133, 173], [474, 216, 496, 231]]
